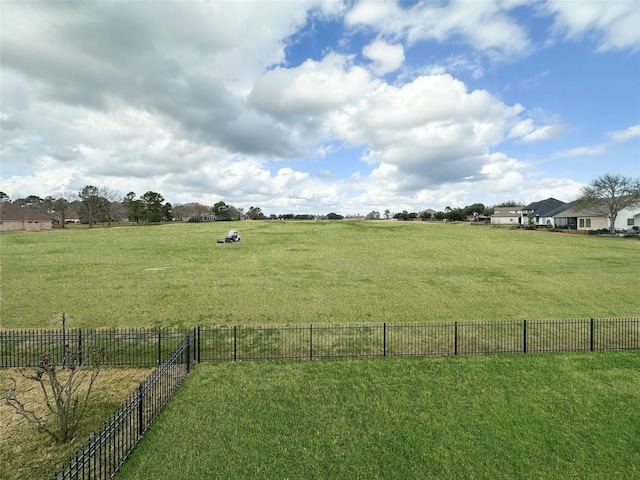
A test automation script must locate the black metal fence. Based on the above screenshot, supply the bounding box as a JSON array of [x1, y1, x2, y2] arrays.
[[53, 331, 194, 480], [0, 328, 190, 368], [2, 319, 639, 369], [196, 318, 640, 361]]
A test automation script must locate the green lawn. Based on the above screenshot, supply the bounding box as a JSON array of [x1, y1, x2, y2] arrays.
[[1, 221, 639, 328], [118, 351, 640, 480]]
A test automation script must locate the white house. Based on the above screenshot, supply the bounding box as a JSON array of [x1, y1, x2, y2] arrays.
[[615, 206, 640, 231], [490, 206, 523, 225], [554, 202, 640, 232]]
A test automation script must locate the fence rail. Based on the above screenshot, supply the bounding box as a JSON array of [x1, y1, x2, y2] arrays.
[[2, 319, 639, 369], [53, 332, 194, 480], [196, 318, 640, 361], [0, 328, 189, 368]]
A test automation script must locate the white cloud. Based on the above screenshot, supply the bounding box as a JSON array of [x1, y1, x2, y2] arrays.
[[608, 124, 640, 143], [249, 53, 377, 120], [508, 120, 565, 142], [552, 145, 608, 159], [346, 0, 532, 58], [545, 0, 640, 51], [330, 74, 523, 184], [362, 40, 405, 75]]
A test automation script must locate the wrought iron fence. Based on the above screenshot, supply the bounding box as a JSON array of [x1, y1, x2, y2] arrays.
[[53, 331, 194, 480], [0, 328, 189, 367], [2, 319, 638, 369], [197, 318, 640, 361]]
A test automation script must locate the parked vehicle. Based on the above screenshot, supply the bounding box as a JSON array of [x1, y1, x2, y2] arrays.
[[225, 230, 241, 242]]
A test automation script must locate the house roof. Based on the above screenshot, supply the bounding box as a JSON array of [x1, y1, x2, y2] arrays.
[[553, 201, 605, 218], [522, 198, 566, 217], [491, 206, 523, 217], [0, 202, 52, 222]]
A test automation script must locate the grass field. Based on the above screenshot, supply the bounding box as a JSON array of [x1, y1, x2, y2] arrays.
[[0, 367, 152, 480], [117, 351, 640, 480], [1, 221, 639, 329]]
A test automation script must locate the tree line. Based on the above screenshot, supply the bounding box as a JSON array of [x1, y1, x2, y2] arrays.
[[0, 188, 173, 227], [1, 173, 638, 230]]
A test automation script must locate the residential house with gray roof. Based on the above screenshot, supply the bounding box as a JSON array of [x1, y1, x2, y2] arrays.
[[521, 198, 567, 227]]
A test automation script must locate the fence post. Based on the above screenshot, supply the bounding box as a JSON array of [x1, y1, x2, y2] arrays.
[[309, 324, 313, 360], [197, 326, 201, 364], [137, 384, 144, 437], [590, 318, 594, 351], [523, 320, 527, 354], [383, 323, 386, 357], [157, 329, 162, 364], [61, 313, 66, 366], [186, 334, 191, 372], [233, 326, 237, 362], [78, 329, 83, 365], [454, 321, 458, 355]]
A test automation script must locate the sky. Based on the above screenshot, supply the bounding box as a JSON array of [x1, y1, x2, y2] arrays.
[[1, 0, 639, 216]]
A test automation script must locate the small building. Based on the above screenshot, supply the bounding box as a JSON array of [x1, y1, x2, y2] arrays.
[[490, 206, 523, 225], [0, 202, 53, 232]]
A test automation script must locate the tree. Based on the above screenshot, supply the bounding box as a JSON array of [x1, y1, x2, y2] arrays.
[[496, 200, 522, 207], [141, 191, 165, 223], [394, 210, 409, 221], [123, 192, 144, 224], [52, 192, 77, 227], [98, 187, 123, 226], [463, 203, 486, 219], [78, 186, 104, 227], [383, 209, 391, 219], [327, 212, 343, 220], [212, 201, 242, 221], [14, 195, 52, 214], [172, 203, 212, 222], [0, 191, 10, 201], [446, 208, 466, 222], [212, 201, 231, 221], [3, 344, 106, 443], [577, 173, 640, 233], [162, 202, 173, 222], [246, 206, 266, 220], [366, 211, 380, 220]]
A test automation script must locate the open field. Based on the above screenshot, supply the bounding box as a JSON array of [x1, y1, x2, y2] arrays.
[[118, 351, 640, 480], [1, 221, 639, 329], [0, 367, 153, 480]]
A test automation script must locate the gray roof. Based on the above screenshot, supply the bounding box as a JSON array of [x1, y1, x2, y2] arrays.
[[522, 198, 566, 217], [553, 201, 607, 218]]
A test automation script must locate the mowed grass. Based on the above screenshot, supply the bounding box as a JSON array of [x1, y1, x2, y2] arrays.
[[1, 221, 639, 329], [118, 351, 640, 480], [0, 367, 153, 480]]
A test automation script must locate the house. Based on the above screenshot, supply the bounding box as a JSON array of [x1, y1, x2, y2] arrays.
[[490, 206, 523, 225], [419, 209, 437, 220], [520, 198, 567, 227], [0, 202, 53, 232], [553, 202, 640, 232], [614, 206, 640, 231]]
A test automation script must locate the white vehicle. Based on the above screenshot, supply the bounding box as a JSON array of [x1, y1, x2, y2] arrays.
[[224, 230, 241, 242]]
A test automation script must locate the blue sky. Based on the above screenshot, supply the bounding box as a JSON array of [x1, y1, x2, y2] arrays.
[[1, 0, 639, 215]]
